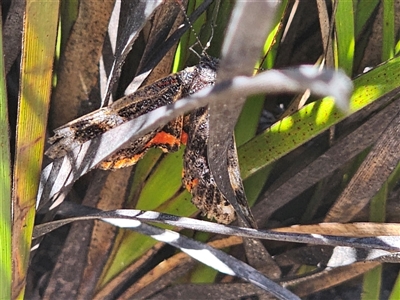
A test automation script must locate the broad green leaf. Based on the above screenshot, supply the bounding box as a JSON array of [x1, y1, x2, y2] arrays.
[[369, 182, 387, 223]]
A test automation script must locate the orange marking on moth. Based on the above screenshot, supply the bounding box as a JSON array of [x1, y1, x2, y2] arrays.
[[99, 153, 144, 169], [185, 178, 199, 192], [146, 131, 180, 148], [180, 131, 188, 145]]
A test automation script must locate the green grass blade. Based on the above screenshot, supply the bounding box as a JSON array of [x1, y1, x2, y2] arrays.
[[259, 0, 288, 70], [239, 55, 400, 180], [396, 40, 400, 56], [389, 272, 400, 300], [362, 265, 382, 300], [335, 0, 355, 75], [12, 1, 59, 298], [0, 13, 12, 300], [60, 0, 79, 53], [235, 95, 264, 146], [369, 183, 387, 223], [136, 148, 186, 210], [354, 0, 379, 36], [243, 167, 272, 207], [382, 0, 395, 61], [362, 179, 388, 299], [374, 162, 400, 298]]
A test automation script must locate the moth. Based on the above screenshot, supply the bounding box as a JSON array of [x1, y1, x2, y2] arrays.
[[46, 56, 253, 225]]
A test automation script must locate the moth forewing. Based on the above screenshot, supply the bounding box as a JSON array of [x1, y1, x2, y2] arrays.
[[46, 57, 219, 167]]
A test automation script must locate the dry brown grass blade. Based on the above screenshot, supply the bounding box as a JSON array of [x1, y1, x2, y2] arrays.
[[316, 0, 334, 67], [283, 261, 380, 297], [50, 0, 116, 128], [136, 3, 184, 81], [253, 94, 400, 225], [3, 0, 25, 74], [93, 242, 165, 300], [78, 169, 133, 298], [148, 283, 273, 300], [42, 169, 129, 299], [324, 110, 400, 222], [273, 222, 400, 237], [356, 1, 400, 73], [243, 238, 281, 279]]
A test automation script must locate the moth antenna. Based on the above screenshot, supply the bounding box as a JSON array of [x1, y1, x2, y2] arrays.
[[205, 0, 220, 53], [176, 0, 211, 59], [189, 43, 202, 59], [203, 22, 214, 53]]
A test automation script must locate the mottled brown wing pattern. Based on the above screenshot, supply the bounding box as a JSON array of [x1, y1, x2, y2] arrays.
[[46, 73, 188, 161], [46, 60, 215, 164], [183, 107, 235, 224], [46, 57, 253, 224], [99, 58, 220, 169], [182, 106, 255, 225], [98, 115, 184, 169]]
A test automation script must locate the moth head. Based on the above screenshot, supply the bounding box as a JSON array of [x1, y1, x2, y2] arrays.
[[199, 56, 219, 72]]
